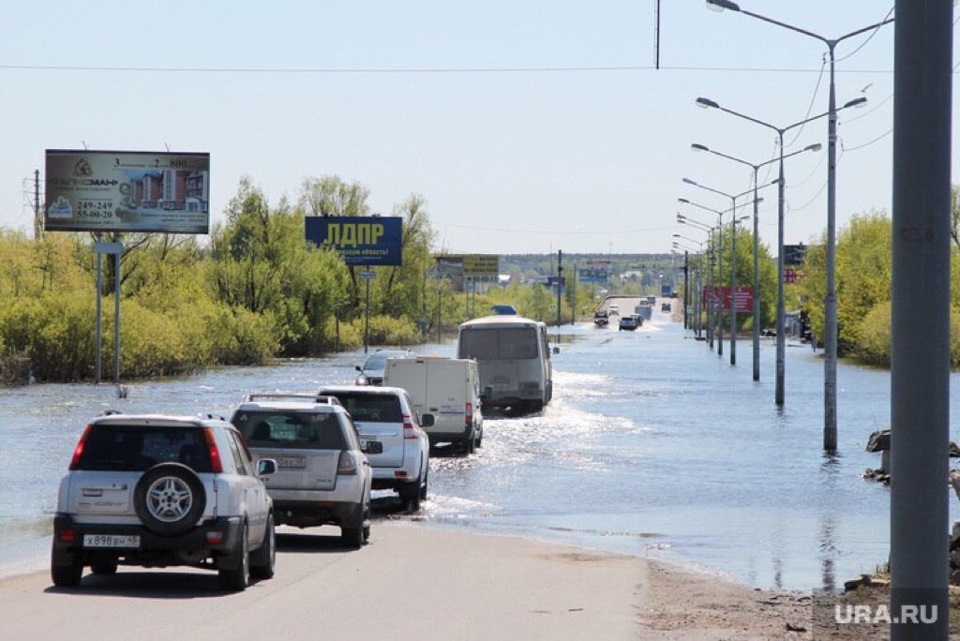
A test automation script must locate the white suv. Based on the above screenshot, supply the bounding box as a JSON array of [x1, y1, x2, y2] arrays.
[[52, 413, 277, 591], [229, 394, 380, 548], [316, 386, 431, 513]]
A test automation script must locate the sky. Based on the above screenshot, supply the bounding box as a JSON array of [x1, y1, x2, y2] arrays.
[[0, 1, 936, 256]]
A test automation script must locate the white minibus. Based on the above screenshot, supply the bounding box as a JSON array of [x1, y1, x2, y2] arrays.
[[455, 315, 553, 413]]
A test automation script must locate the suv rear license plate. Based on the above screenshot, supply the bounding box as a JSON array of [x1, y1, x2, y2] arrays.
[[277, 456, 306, 469], [83, 534, 140, 548]]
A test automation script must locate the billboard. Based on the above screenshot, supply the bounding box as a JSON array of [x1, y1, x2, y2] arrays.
[[45, 150, 210, 234], [579, 259, 611, 283], [462, 254, 499, 281], [703, 286, 754, 313], [440, 254, 499, 284], [304, 216, 403, 266]]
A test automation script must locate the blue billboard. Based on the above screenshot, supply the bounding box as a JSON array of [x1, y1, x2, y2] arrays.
[[304, 216, 403, 266]]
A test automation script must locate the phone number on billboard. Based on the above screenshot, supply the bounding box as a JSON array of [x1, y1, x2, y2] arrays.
[[77, 201, 115, 218]]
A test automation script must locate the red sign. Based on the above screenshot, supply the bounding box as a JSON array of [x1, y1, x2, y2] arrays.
[[723, 286, 754, 314], [701, 286, 754, 313], [784, 268, 806, 283]]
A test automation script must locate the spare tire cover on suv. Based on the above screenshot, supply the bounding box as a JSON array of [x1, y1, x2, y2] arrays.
[[134, 463, 207, 536]]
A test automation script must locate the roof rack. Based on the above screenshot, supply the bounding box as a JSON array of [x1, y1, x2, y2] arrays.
[[242, 392, 342, 406]]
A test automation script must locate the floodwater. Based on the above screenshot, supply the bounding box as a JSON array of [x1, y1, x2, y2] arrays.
[[0, 307, 953, 591]]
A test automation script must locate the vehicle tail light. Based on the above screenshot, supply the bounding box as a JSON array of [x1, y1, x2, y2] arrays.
[[465, 402, 473, 429], [68, 425, 92, 470], [203, 428, 224, 473], [403, 414, 418, 440], [337, 451, 358, 475], [206, 531, 224, 544], [59, 528, 76, 543]]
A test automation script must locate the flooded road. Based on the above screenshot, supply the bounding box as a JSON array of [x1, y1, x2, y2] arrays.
[[0, 306, 952, 591]]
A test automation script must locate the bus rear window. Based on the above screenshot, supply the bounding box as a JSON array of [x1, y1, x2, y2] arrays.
[[458, 327, 538, 360]]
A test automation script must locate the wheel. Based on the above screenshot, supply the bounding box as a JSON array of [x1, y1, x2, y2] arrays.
[[134, 463, 206, 537], [218, 523, 249, 592], [418, 468, 429, 502], [462, 433, 475, 456], [362, 498, 372, 544], [475, 427, 483, 449], [90, 561, 118, 575], [249, 514, 275, 580], [341, 506, 365, 549], [399, 481, 422, 513], [51, 543, 82, 588]]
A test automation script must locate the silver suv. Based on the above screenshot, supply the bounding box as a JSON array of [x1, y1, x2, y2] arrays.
[[316, 386, 432, 513], [51, 413, 277, 592], [229, 394, 381, 548]]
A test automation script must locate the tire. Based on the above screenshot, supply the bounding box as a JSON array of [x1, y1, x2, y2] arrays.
[[475, 427, 483, 449], [341, 506, 364, 549], [418, 468, 429, 502], [462, 432, 475, 455], [90, 561, 118, 576], [362, 498, 372, 544], [134, 463, 206, 537], [400, 480, 422, 513], [249, 515, 275, 581], [218, 522, 249, 592], [51, 543, 82, 588], [341, 525, 363, 549]]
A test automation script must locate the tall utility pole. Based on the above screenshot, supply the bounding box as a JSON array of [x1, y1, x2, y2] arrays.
[[890, 1, 951, 638], [34, 170, 42, 240], [556, 249, 563, 328]]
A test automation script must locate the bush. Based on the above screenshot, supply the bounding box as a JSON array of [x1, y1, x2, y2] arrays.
[[203, 305, 279, 366], [854, 301, 960, 368], [348, 315, 420, 347], [0, 292, 97, 381], [855, 301, 891, 366]]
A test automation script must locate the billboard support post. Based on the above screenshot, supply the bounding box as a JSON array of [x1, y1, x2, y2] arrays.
[[95, 232, 102, 384], [113, 233, 121, 389]]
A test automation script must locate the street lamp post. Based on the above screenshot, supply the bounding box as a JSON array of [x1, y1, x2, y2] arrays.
[[704, 0, 893, 453], [681, 180, 765, 365], [676, 218, 714, 343], [678, 204, 726, 355], [691, 142, 821, 381], [696, 95, 865, 406]]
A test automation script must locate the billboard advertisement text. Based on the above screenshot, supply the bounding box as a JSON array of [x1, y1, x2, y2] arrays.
[[45, 150, 210, 234], [304, 216, 403, 266]]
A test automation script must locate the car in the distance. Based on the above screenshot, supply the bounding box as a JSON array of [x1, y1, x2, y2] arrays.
[[619, 315, 639, 331], [355, 348, 414, 386], [51, 413, 277, 591], [315, 385, 431, 513], [608, 304, 620, 316], [229, 393, 380, 548]]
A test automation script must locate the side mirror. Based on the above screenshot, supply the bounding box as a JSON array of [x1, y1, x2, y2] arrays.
[[355, 364, 363, 372], [258, 458, 277, 476], [363, 441, 384, 455], [421, 413, 436, 428]]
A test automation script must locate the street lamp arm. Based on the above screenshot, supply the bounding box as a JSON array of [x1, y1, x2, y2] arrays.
[[734, 8, 830, 47]]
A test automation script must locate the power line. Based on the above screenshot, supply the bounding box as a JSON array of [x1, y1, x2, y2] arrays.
[[0, 61, 904, 75]]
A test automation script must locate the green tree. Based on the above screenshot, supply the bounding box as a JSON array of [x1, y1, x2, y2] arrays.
[[800, 211, 891, 355], [208, 177, 349, 356]]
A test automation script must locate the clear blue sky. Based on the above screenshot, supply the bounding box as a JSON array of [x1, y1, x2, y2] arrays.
[[0, 1, 928, 256]]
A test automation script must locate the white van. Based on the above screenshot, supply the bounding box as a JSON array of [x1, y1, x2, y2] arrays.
[[456, 315, 553, 413], [384, 356, 483, 453]]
